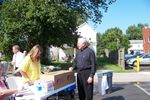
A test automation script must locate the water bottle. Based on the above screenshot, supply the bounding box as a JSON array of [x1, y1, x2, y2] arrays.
[[37, 83, 42, 91]]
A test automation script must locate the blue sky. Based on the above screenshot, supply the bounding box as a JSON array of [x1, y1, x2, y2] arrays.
[[89, 0, 150, 33]]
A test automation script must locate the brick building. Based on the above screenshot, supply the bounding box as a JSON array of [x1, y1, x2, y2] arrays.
[[143, 27, 150, 53]]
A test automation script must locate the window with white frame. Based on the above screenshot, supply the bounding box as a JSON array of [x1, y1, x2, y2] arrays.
[[148, 37, 150, 43]]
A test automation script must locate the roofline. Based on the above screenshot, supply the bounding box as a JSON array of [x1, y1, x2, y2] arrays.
[[77, 22, 97, 33]]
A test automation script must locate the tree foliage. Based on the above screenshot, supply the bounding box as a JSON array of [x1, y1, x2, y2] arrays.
[[63, 0, 116, 23], [97, 33, 105, 56], [126, 23, 149, 40], [0, 0, 116, 62], [97, 27, 130, 55]]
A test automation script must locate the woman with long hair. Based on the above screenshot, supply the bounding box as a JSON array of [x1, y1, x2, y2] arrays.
[[20, 44, 42, 85]]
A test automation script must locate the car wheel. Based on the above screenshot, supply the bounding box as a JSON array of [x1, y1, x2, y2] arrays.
[[133, 61, 137, 67]]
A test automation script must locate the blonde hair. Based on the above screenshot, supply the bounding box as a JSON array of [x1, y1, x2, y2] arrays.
[[28, 44, 42, 62]]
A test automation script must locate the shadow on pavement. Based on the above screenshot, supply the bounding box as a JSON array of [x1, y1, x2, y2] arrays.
[[111, 86, 124, 93], [102, 96, 125, 100]]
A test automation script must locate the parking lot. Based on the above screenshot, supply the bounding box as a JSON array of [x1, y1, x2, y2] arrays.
[[94, 83, 150, 100], [140, 66, 150, 71]]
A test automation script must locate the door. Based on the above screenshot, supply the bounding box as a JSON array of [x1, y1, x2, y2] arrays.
[[140, 54, 150, 65]]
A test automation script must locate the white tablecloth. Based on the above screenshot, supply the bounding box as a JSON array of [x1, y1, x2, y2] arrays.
[[15, 82, 76, 100]]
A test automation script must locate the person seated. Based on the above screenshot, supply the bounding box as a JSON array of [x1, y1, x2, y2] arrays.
[[0, 65, 19, 100]]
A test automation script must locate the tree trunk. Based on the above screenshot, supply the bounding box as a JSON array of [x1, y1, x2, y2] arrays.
[[41, 46, 51, 65]]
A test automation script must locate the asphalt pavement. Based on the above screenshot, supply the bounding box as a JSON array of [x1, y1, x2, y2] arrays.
[[139, 66, 150, 71], [94, 83, 150, 100], [93, 68, 150, 100]]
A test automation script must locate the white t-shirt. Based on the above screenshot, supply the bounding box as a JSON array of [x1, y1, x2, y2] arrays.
[[12, 51, 24, 68]]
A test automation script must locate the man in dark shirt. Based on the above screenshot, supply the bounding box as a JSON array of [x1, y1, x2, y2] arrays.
[[69, 38, 96, 100]]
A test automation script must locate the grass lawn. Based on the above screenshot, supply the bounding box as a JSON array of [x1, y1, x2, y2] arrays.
[[42, 57, 135, 73], [96, 57, 135, 73], [51, 62, 72, 70], [47, 62, 135, 73], [97, 64, 135, 73], [41, 61, 72, 72]]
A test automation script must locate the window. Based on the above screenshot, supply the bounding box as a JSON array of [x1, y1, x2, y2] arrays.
[[144, 39, 146, 44], [148, 37, 150, 43], [143, 55, 148, 58], [149, 50, 150, 54], [143, 54, 150, 58], [147, 54, 150, 58]]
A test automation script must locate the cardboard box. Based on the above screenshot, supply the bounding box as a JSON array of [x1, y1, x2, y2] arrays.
[[40, 70, 75, 89]]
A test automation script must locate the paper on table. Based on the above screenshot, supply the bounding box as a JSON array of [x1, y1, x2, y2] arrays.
[[15, 89, 34, 96]]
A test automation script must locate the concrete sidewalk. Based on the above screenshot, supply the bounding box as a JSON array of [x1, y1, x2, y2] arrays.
[[113, 72, 150, 83]]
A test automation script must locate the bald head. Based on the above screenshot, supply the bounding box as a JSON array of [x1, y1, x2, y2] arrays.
[[77, 38, 89, 49], [12, 45, 20, 54]]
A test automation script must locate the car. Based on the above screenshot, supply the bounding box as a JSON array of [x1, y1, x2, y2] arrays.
[[124, 53, 143, 69], [125, 53, 143, 61], [125, 54, 134, 61], [126, 54, 150, 66], [124, 53, 143, 66]]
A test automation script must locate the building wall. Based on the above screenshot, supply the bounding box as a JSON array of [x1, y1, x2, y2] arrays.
[[76, 23, 97, 53], [128, 40, 143, 54], [50, 23, 97, 62], [143, 27, 150, 53], [49, 47, 59, 61], [58, 48, 74, 61]]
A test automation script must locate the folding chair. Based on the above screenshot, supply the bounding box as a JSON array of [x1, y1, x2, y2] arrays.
[[6, 77, 22, 89], [1, 61, 9, 80]]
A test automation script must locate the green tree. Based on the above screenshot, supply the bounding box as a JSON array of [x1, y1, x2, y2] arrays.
[[126, 23, 149, 40], [97, 27, 130, 63], [102, 27, 130, 52], [97, 33, 105, 57], [0, 0, 116, 63], [0, 0, 78, 62]]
